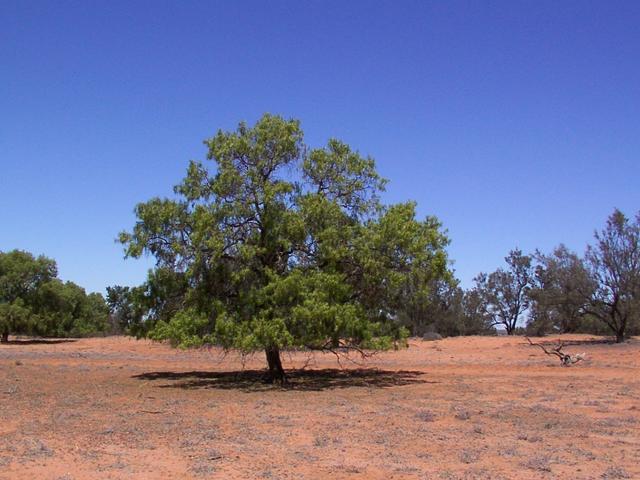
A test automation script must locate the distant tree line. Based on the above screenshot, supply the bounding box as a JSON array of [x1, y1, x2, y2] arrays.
[[397, 209, 638, 342], [12, 207, 633, 346], [394, 277, 495, 338], [0, 250, 109, 341]]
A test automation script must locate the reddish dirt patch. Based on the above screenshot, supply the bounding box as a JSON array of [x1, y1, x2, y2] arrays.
[[1, 335, 639, 479]]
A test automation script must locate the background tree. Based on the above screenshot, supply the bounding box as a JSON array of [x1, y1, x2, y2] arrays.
[[426, 281, 466, 337], [120, 114, 451, 382], [396, 275, 456, 337], [33, 281, 109, 337], [526, 245, 595, 336], [397, 278, 494, 337], [584, 209, 640, 342], [473, 249, 533, 335], [0, 250, 108, 341], [106, 285, 131, 333], [106, 284, 156, 335], [460, 288, 496, 336], [0, 250, 56, 342]]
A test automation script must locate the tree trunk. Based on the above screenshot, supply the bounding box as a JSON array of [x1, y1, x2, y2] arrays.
[[614, 314, 626, 343], [1, 331, 8, 343], [265, 348, 287, 384]]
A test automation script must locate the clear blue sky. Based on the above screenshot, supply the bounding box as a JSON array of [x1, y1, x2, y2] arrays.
[[2, 0, 639, 295]]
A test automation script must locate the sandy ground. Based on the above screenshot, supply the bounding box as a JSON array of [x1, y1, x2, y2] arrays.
[[0, 335, 639, 480]]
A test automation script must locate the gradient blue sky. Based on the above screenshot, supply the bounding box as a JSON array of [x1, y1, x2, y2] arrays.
[[2, 0, 639, 294]]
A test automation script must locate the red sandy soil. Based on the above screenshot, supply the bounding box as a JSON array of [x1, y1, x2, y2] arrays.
[[0, 335, 639, 480]]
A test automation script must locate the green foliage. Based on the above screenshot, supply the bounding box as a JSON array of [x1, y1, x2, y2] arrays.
[[526, 245, 595, 335], [0, 250, 108, 339], [397, 277, 495, 337], [106, 272, 184, 337], [120, 114, 451, 366], [149, 309, 210, 348], [0, 299, 34, 341]]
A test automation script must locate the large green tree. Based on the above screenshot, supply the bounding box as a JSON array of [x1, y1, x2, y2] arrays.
[[120, 114, 451, 382]]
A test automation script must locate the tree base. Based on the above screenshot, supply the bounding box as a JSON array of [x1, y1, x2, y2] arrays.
[[1, 332, 8, 343], [265, 348, 287, 385]]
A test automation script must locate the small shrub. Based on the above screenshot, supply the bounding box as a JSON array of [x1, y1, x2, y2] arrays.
[[416, 410, 437, 422], [602, 467, 631, 479]]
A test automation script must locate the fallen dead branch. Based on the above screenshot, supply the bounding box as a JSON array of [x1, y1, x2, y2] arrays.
[[525, 337, 586, 366]]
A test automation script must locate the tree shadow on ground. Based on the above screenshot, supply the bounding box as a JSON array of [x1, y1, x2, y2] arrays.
[[133, 368, 432, 392], [1, 338, 77, 345]]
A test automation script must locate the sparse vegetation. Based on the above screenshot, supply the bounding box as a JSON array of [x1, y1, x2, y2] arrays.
[[1, 335, 637, 478]]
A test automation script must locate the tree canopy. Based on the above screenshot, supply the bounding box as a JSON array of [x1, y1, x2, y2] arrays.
[[527, 245, 595, 335], [0, 250, 108, 341], [120, 114, 451, 381]]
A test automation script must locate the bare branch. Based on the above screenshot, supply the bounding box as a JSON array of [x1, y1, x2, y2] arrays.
[[525, 337, 586, 366]]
